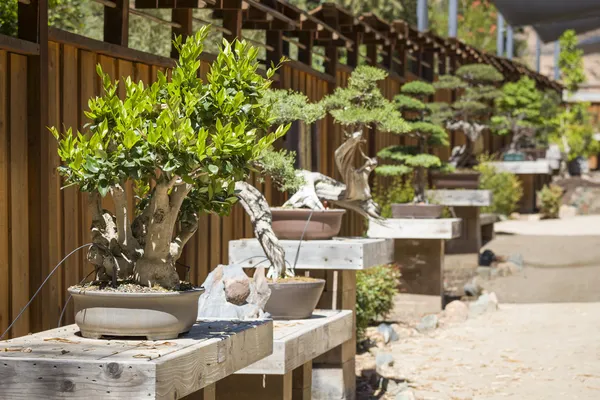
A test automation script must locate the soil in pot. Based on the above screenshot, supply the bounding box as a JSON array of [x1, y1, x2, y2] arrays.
[[270, 208, 346, 240], [68, 281, 203, 340], [264, 277, 325, 320], [391, 203, 445, 219], [431, 171, 480, 190]]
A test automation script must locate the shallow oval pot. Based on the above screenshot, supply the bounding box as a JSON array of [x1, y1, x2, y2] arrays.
[[431, 171, 480, 190], [68, 287, 204, 340], [391, 203, 444, 219], [270, 208, 346, 240], [265, 279, 326, 320]]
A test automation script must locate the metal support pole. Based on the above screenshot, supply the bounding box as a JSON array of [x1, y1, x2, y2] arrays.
[[417, 0, 428, 32], [496, 13, 504, 56], [448, 0, 457, 38], [506, 25, 514, 59], [554, 41, 561, 80]]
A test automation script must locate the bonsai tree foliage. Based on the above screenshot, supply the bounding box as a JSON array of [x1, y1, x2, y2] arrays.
[[492, 76, 544, 153], [262, 67, 408, 219], [549, 30, 599, 168], [376, 80, 449, 203], [50, 28, 287, 290], [434, 63, 503, 167]]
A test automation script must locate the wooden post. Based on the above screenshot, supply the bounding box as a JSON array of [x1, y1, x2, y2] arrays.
[[297, 31, 313, 67], [266, 30, 284, 88], [324, 45, 338, 77], [104, 0, 129, 46], [18, 0, 48, 336], [366, 43, 377, 67], [171, 9, 193, 58], [347, 32, 362, 68], [422, 49, 434, 82], [222, 9, 243, 42]]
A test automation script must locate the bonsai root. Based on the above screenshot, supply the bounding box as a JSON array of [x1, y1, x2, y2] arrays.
[[134, 258, 180, 290]]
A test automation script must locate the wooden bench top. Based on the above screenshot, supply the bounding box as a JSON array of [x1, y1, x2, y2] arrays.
[[0, 319, 273, 400], [487, 160, 552, 175], [480, 213, 498, 226], [229, 238, 394, 270], [427, 189, 492, 207], [237, 310, 353, 375], [367, 218, 462, 240]]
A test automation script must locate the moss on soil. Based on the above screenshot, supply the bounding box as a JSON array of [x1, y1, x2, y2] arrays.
[[71, 280, 196, 293]]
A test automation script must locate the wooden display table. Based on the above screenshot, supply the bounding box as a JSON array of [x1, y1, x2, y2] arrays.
[[487, 160, 552, 213], [0, 319, 273, 400], [229, 238, 393, 400], [367, 218, 461, 300], [428, 189, 492, 254], [480, 213, 498, 246], [216, 310, 353, 400]]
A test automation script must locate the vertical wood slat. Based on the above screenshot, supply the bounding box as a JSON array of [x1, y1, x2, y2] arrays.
[[9, 54, 30, 338], [0, 51, 10, 335]]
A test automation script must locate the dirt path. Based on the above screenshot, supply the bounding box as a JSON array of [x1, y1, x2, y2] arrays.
[[375, 302, 600, 399]]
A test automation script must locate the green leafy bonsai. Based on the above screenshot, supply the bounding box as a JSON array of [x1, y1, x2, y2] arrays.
[[434, 63, 503, 167], [50, 28, 286, 290], [492, 76, 544, 153], [376, 81, 449, 202]]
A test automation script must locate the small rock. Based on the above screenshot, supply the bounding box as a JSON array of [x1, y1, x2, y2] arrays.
[[505, 261, 520, 275], [509, 212, 521, 220], [391, 323, 416, 338], [223, 277, 250, 305], [464, 278, 482, 296], [395, 389, 416, 400], [441, 300, 469, 324], [385, 379, 408, 395], [476, 266, 491, 279], [496, 262, 513, 277], [507, 253, 524, 269], [469, 292, 499, 317], [416, 314, 438, 333], [377, 323, 399, 344], [375, 352, 394, 373], [479, 249, 496, 267]]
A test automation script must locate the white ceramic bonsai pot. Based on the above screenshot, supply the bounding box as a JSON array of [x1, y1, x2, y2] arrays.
[[391, 203, 444, 219], [270, 208, 346, 240], [68, 287, 204, 340], [264, 278, 326, 320]]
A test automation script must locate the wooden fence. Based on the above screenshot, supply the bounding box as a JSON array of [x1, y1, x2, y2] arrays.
[[0, 28, 513, 338]]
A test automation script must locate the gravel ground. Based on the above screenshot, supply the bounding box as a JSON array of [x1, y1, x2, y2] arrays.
[[378, 303, 600, 399]]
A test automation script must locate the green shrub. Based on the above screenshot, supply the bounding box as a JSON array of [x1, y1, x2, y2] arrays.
[[373, 176, 415, 218], [356, 265, 400, 341], [538, 184, 563, 219], [476, 163, 523, 216]]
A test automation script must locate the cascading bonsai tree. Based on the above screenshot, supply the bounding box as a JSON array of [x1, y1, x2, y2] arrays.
[[492, 76, 544, 154], [50, 28, 287, 290], [376, 80, 449, 203], [434, 63, 503, 167]]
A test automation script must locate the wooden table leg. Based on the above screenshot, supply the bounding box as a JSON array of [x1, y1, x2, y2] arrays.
[[292, 361, 312, 400], [216, 372, 292, 400], [182, 383, 216, 400]]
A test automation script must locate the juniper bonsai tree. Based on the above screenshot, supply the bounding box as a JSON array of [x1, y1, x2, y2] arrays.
[[376, 81, 449, 203], [434, 63, 503, 167], [491, 76, 544, 153], [50, 28, 287, 289]]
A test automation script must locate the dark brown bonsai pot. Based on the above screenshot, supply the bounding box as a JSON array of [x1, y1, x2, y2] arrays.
[[391, 203, 444, 219], [270, 208, 346, 240], [264, 278, 326, 320], [430, 171, 480, 190]]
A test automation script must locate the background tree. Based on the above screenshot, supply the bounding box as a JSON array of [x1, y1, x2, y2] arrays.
[[492, 76, 544, 153], [434, 63, 503, 168], [0, 0, 86, 36], [376, 80, 449, 202]]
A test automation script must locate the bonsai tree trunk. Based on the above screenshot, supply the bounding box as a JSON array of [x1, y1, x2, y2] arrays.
[[414, 135, 427, 203], [235, 181, 287, 279], [447, 120, 485, 168]]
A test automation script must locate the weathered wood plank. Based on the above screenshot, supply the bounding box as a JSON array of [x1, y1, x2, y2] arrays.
[[367, 218, 462, 240], [487, 160, 552, 175], [0, 320, 273, 399], [9, 54, 30, 338], [0, 50, 9, 335], [238, 310, 352, 375], [229, 238, 394, 270], [427, 189, 492, 207]]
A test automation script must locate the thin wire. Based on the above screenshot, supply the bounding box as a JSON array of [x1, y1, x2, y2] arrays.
[[0, 243, 94, 340], [57, 269, 97, 328]]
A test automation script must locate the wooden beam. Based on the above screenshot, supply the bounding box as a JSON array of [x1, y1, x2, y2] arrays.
[[0, 35, 40, 55], [129, 8, 181, 28], [324, 44, 338, 77], [134, 0, 209, 7], [346, 31, 362, 68], [192, 17, 232, 34], [297, 31, 313, 66], [104, 0, 129, 46], [222, 9, 242, 41], [171, 9, 193, 58], [366, 43, 377, 67], [243, 0, 300, 28]]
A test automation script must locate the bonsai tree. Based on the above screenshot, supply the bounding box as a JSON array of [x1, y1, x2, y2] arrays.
[[50, 28, 287, 289], [261, 68, 408, 219], [550, 29, 599, 174], [492, 76, 544, 153], [434, 63, 503, 167], [376, 80, 449, 203]]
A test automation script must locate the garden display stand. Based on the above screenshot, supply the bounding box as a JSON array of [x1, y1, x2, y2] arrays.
[[427, 189, 492, 254], [215, 309, 353, 400], [229, 237, 394, 400], [487, 160, 552, 213], [0, 319, 273, 400], [367, 218, 461, 305]]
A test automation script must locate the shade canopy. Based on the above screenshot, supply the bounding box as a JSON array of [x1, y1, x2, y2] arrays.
[[492, 0, 600, 42]]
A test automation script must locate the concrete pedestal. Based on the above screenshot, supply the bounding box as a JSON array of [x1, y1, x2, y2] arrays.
[[488, 161, 552, 213], [229, 238, 393, 400], [367, 218, 461, 304]]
